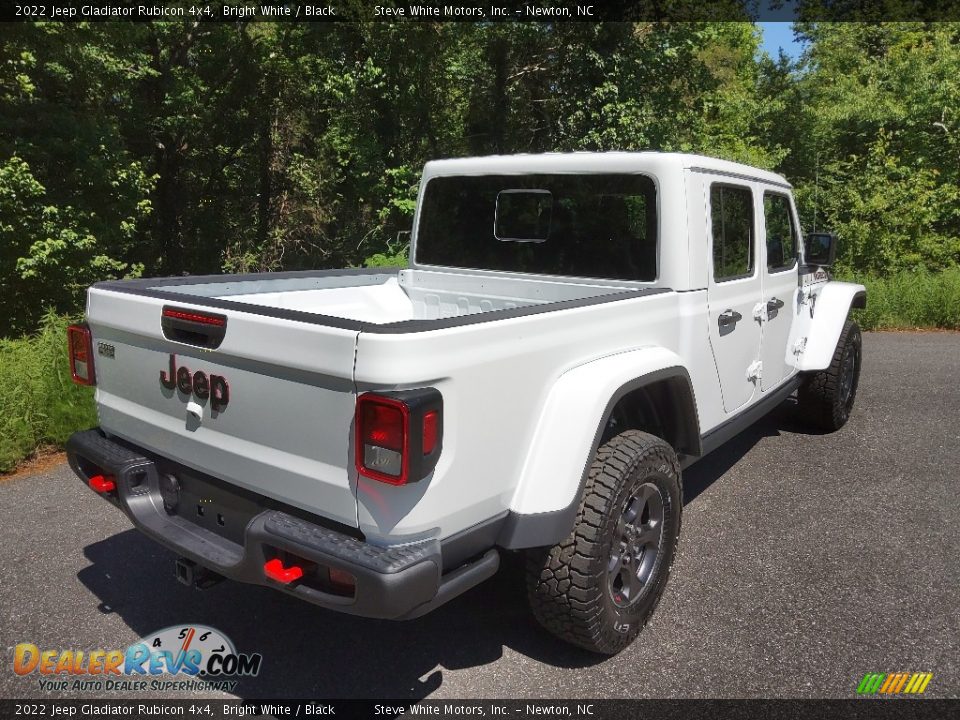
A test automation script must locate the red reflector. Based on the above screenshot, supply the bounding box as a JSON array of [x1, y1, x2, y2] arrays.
[[162, 308, 226, 326], [263, 558, 304, 584], [67, 324, 95, 386], [88, 474, 116, 493], [423, 410, 438, 455]]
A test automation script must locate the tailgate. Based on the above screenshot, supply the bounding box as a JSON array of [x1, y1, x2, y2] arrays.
[[86, 287, 360, 528]]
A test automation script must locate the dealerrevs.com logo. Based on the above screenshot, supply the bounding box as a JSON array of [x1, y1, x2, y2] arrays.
[[13, 625, 261, 693]]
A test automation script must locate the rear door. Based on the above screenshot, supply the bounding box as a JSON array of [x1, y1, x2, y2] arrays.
[[86, 287, 360, 528], [759, 190, 801, 390], [706, 181, 764, 413]]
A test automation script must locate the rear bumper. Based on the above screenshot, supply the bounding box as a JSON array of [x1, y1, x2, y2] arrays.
[[66, 428, 498, 620]]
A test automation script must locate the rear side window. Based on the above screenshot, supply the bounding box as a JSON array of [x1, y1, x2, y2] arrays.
[[416, 173, 658, 281], [710, 185, 755, 281], [763, 193, 798, 271]]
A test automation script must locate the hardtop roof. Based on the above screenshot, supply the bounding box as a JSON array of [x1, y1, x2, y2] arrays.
[[422, 151, 791, 188]]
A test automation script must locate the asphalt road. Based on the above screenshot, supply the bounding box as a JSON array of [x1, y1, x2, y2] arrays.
[[1, 332, 957, 701]]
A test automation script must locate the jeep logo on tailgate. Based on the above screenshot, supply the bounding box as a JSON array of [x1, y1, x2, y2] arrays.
[[160, 354, 230, 411]]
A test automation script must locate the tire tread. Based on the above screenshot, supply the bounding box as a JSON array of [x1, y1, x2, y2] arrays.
[[526, 430, 681, 654], [799, 320, 861, 431]]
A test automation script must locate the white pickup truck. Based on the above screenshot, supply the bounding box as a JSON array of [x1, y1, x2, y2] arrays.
[[66, 153, 866, 654]]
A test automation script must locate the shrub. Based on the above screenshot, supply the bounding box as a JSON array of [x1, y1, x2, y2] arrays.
[[842, 268, 960, 331], [0, 312, 96, 472]]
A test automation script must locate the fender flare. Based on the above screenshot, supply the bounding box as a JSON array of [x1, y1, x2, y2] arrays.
[[497, 347, 700, 550], [797, 281, 867, 372]]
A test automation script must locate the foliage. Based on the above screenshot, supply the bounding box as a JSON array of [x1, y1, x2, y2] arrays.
[[843, 268, 960, 331], [789, 23, 960, 272], [0, 312, 96, 472], [362, 235, 409, 268], [805, 133, 960, 274], [3, 21, 958, 338]]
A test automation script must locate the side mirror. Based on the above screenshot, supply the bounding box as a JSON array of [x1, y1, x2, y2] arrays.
[[804, 232, 837, 267]]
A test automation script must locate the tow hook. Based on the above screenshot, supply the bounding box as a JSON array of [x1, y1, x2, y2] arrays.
[[175, 557, 225, 590]]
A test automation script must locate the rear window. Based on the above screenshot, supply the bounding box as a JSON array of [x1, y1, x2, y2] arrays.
[[415, 173, 658, 281]]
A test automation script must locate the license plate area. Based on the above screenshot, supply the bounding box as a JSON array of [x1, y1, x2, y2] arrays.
[[158, 465, 261, 546]]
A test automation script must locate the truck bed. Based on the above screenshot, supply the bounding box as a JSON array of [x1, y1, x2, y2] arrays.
[[108, 268, 640, 326], [86, 266, 662, 536]]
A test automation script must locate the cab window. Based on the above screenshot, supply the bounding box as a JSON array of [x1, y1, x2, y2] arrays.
[[763, 193, 798, 272], [710, 184, 754, 281]]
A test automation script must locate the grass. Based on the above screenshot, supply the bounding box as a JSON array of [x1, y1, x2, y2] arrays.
[[0, 269, 957, 473], [0, 312, 96, 473], [841, 267, 960, 331]]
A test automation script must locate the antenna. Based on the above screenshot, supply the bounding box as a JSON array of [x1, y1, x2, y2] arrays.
[[813, 150, 819, 232]]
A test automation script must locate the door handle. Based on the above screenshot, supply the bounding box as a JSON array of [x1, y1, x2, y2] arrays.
[[718, 309, 743, 328], [767, 297, 785, 312]]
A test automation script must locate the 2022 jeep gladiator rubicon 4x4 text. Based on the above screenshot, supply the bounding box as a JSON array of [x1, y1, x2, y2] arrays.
[[66, 153, 865, 654]]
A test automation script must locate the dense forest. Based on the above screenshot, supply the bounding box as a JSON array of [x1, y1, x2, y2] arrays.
[[1, 21, 959, 337]]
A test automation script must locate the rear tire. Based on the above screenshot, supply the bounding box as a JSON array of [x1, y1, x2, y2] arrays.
[[798, 320, 862, 431], [526, 431, 682, 655]]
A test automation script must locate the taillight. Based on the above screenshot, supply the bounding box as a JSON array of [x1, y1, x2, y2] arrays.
[[355, 389, 443, 486], [67, 323, 95, 386], [357, 395, 409, 484], [161, 307, 226, 326]]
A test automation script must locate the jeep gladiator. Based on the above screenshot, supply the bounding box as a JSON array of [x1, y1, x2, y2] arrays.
[[66, 153, 866, 654]]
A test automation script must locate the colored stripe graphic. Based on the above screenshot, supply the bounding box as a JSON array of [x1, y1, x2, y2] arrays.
[[893, 673, 909, 693], [857, 673, 886, 694], [879, 674, 897, 693], [857, 672, 932, 695]]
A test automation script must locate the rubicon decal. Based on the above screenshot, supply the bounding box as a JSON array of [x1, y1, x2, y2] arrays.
[[857, 672, 933, 695], [12, 625, 261, 692], [160, 354, 230, 411]]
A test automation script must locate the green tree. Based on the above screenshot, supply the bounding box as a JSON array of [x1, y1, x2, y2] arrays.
[[790, 22, 960, 272], [0, 24, 153, 334]]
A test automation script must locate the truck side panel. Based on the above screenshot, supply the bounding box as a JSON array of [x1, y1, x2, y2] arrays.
[[352, 289, 724, 545], [508, 347, 694, 515]]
